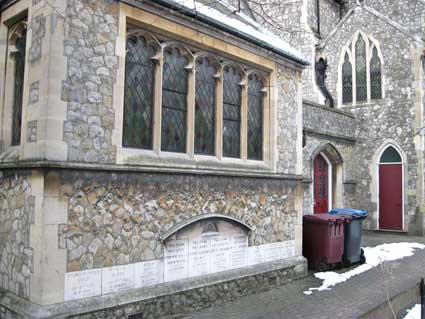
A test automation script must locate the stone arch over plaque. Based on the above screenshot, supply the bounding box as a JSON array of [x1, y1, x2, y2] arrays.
[[160, 213, 252, 241], [160, 214, 252, 282]]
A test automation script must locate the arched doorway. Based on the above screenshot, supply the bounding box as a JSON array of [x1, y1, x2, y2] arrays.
[[378, 145, 403, 230], [314, 153, 331, 214]]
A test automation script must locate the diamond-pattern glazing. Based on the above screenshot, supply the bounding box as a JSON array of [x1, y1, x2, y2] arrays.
[[161, 47, 188, 153], [222, 66, 241, 158], [355, 36, 367, 102], [123, 36, 155, 149], [342, 53, 353, 104], [370, 47, 382, 100], [247, 74, 263, 160], [195, 57, 216, 155], [12, 28, 26, 146]]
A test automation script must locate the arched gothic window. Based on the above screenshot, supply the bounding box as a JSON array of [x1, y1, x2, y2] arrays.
[[161, 47, 189, 153], [340, 32, 383, 105], [194, 57, 217, 155], [370, 47, 382, 100], [342, 53, 353, 104], [222, 66, 242, 158], [123, 35, 155, 149], [11, 24, 27, 146], [247, 73, 263, 160]]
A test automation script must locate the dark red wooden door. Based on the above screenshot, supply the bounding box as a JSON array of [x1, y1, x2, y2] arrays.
[[314, 154, 329, 214], [379, 164, 402, 230]]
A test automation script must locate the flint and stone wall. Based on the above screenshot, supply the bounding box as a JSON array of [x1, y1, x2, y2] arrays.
[[0, 172, 34, 300]]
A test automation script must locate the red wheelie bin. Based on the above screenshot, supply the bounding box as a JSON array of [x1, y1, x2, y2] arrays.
[[303, 214, 348, 272]]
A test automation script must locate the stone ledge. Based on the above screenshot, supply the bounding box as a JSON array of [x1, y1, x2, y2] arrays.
[[0, 256, 307, 319], [0, 160, 304, 181], [302, 99, 356, 119], [304, 129, 356, 144]]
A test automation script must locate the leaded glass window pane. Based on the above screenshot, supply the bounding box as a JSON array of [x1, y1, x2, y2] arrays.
[[355, 36, 367, 102], [161, 47, 188, 153], [222, 66, 241, 158], [247, 74, 263, 160], [370, 47, 382, 100], [380, 146, 402, 163], [194, 57, 216, 155], [342, 53, 353, 104], [11, 27, 27, 146], [123, 35, 155, 149]]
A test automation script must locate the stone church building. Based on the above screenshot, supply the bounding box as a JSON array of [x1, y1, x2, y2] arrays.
[[0, 0, 424, 317]]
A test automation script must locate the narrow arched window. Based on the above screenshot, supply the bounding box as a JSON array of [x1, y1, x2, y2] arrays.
[[123, 35, 155, 149], [340, 32, 383, 105], [194, 57, 216, 155], [370, 47, 382, 100], [222, 66, 241, 158], [342, 53, 353, 104], [355, 36, 367, 102], [247, 74, 263, 160], [11, 27, 27, 146], [161, 47, 188, 153]]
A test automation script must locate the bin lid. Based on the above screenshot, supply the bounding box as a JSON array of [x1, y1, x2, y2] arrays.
[[303, 213, 349, 224], [329, 208, 368, 218]]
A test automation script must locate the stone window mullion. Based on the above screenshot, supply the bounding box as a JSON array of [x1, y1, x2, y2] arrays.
[[215, 66, 224, 160], [366, 41, 371, 102], [240, 74, 247, 160], [152, 48, 163, 154], [186, 57, 195, 158], [351, 37, 357, 104]]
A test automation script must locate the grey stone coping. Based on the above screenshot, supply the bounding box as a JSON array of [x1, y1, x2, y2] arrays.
[[0, 160, 304, 181], [303, 129, 356, 143], [0, 256, 307, 319], [160, 213, 253, 241], [302, 100, 356, 119]]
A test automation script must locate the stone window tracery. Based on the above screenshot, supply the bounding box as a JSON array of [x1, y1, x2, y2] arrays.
[[122, 27, 269, 162], [340, 32, 383, 105]]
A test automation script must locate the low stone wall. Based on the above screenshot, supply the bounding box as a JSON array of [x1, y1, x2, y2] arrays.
[[57, 170, 301, 272]]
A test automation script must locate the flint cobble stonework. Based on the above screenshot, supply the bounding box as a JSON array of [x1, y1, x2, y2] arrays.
[[57, 170, 300, 272], [0, 172, 34, 300], [62, 0, 118, 163]]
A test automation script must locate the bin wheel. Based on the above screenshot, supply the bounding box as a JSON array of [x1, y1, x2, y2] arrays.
[[318, 262, 328, 272], [360, 249, 366, 264], [343, 259, 352, 268], [336, 262, 344, 270]]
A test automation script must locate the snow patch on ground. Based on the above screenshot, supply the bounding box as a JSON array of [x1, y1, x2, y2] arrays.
[[304, 242, 425, 295], [403, 304, 421, 319]]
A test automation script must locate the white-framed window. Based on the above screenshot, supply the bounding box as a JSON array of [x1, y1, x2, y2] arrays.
[[121, 26, 270, 162], [338, 31, 384, 106]]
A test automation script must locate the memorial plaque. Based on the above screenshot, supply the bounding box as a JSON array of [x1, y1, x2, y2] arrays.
[[247, 245, 263, 266], [230, 234, 248, 269], [102, 264, 135, 295], [210, 235, 231, 272], [262, 242, 283, 263], [134, 260, 163, 288], [188, 237, 211, 277], [64, 269, 102, 301], [164, 239, 189, 282]]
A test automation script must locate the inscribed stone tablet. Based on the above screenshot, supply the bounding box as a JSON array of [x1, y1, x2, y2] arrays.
[[230, 234, 248, 269], [247, 245, 262, 266], [164, 239, 189, 282], [188, 237, 211, 277], [64, 269, 102, 301], [134, 260, 163, 288], [102, 264, 135, 295], [262, 242, 284, 263], [210, 235, 231, 272]]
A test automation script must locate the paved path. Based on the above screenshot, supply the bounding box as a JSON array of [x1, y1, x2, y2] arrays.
[[180, 232, 425, 319]]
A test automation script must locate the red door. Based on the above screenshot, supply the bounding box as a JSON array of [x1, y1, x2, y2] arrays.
[[314, 154, 329, 214], [379, 164, 402, 230]]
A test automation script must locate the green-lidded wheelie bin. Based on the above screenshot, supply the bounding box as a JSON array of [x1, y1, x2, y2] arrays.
[[329, 208, 368, 267]]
